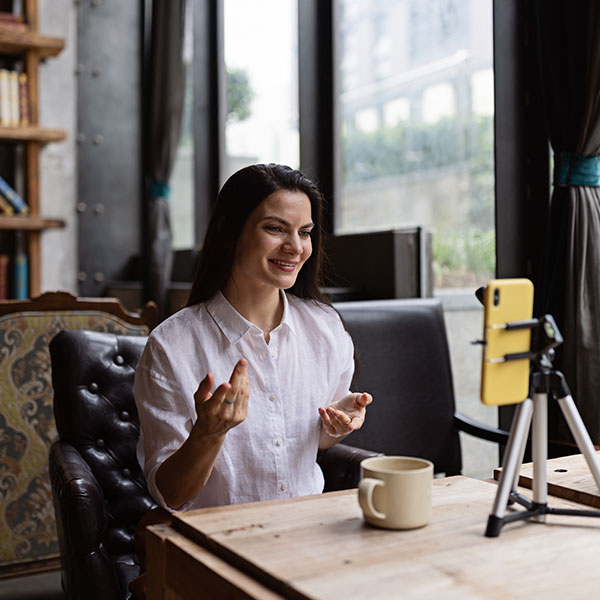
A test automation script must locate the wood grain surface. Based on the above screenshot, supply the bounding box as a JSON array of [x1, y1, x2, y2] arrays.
[[144, 477, 600, 599]]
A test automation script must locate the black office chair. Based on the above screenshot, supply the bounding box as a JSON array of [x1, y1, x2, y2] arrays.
[[334, 298, 509, 475]]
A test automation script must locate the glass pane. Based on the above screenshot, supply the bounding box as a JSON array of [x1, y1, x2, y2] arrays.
[[337, 0, 495, 290], [170, 0, 195, 250], [223, 0, 299, 183]]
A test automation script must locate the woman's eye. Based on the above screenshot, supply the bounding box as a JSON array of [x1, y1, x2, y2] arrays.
[[265, 226, 282, 233], [299, 230, 312, 238]]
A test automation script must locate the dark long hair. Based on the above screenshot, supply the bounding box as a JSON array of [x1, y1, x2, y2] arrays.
[[187, 163, 331, 306]]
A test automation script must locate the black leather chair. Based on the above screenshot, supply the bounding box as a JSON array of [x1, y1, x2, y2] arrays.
[[48, 329, 376, 600], [334, 298, 508, 475], [49, 331, 153, 600]]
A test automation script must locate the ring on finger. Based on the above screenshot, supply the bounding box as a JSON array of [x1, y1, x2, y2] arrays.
[[224, 399, 236, 405]]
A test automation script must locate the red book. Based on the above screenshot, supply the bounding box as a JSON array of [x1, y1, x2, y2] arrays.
[[0, 12, 24, 23], [0, 254, 9, 300], [0, 12, 27, 31]]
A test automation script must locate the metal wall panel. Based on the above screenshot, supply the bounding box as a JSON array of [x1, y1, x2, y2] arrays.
[[76, 0, 142, 296]]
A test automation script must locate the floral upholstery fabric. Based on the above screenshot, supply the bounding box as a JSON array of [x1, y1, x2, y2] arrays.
[[0, 311, 150, 573]]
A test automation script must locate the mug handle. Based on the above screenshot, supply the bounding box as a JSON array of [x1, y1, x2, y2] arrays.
[[358, 478, 386, 520]]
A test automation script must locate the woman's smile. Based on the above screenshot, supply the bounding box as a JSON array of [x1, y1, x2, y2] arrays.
[[269, 259, 299, 272]]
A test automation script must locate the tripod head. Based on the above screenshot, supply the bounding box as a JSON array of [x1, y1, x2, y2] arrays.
[[531, 315, 563, 364]]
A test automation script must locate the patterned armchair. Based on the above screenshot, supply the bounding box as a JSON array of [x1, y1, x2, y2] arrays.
[[0, 292, 157, 578]]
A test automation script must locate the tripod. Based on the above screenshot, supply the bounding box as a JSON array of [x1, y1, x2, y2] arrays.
[[486, 314, 600, 537]]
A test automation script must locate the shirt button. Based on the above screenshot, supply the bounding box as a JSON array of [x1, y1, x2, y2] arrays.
[[269, 394, 276, 401], [280, 483, 287, 491], [276, 439, 283, 447], [271, 350, 277, 357]]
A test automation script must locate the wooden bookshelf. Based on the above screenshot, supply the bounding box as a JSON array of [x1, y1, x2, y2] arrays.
[[0, 0, 67, 298], [0, 126, 66, 143], [0, 28, 64, 57], [0, 215, 64, 230]]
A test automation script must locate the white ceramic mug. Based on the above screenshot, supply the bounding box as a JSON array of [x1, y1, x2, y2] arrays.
[[358, 456, 433, 530]]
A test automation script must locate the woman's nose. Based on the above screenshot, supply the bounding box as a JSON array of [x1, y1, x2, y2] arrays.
[[284, 233, 302, 253]]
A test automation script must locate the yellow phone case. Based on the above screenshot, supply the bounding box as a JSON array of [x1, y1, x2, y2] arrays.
[[480, 278, 534, 406]]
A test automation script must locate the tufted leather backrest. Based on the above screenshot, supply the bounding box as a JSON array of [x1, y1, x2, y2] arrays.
[[49, 329, 156, 600], [334, 298, 462, 475]]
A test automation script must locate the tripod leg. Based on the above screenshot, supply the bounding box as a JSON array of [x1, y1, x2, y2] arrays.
[[486, 398, 533, 536], [531, 392, 547, 522], [557, 394, 600, 490], [512, 416, 530, 492]]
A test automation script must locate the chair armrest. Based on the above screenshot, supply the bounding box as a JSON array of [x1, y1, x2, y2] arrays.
[[49, 440, 123, 600], [454, 412, 510, 446], [318, 443, 383, 492]]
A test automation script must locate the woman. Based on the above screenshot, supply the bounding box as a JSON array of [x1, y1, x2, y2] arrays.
[[134, 163, 372, 511]]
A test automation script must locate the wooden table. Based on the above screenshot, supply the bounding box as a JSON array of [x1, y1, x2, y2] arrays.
[[146, 476, 600, 599], [495, 451, 600, 508]]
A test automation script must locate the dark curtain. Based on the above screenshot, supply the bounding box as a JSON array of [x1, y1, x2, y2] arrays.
[[146, 0, 187, 318], [537, 0, 600, 442]]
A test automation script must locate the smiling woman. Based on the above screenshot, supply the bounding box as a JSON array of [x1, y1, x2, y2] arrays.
[[133, 163, 373, 514]]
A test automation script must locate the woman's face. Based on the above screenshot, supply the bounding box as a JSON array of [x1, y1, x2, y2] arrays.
[[228, 189, 314, 294]]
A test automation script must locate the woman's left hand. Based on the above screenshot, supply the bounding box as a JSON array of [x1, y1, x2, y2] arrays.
[[318, 392, 373, 438]]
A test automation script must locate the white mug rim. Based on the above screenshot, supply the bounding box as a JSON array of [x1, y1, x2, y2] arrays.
[[360, 455, 433, 475]]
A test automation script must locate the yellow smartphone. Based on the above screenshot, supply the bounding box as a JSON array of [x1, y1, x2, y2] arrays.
[[480, 278, 534, 406]]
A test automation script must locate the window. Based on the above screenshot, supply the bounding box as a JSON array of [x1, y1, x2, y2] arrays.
[[336, 0, 495, 291], [223, 0, 299, 183], [169, 0, 195, 250]]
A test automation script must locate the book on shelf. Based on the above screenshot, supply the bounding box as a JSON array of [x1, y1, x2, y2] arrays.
[[0, 67, 29, 128], [18, 72, 28, 126], [0, 11, 25, 23], [8, 69, 18, 127], [0, 174, 27, 214], [0, 12, 26, 32], [13, 231, 28, 300], [0, 253, 8, 300], [0, 21, 27, 32], [0, 69, 10, 127], [0, 193, 14, 215]]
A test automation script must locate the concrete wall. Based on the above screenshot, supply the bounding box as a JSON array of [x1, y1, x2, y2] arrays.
[[39, 0, 78, 293]]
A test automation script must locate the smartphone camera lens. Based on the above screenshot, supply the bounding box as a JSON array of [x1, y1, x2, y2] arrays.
[[493, 288, 500, 306]]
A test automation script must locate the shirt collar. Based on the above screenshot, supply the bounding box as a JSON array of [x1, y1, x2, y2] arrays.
[[279, 291, 297, 337], [206, 290, 297, 345]]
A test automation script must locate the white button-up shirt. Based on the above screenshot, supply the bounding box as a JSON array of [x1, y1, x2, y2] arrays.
[[134, 290, 354, 510]]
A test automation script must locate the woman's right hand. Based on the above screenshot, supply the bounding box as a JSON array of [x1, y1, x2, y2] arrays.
[[190, 358, 249, 441], [155, 359, 249, 509]]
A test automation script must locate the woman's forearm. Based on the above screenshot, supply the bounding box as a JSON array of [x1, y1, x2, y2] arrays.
[[155, 431, 227, 510]]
